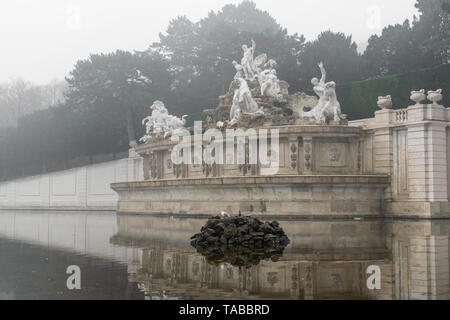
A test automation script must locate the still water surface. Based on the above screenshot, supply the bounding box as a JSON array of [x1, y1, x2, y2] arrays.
[[0, 211, 449, 300]]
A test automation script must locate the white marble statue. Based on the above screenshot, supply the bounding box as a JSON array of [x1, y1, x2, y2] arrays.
[[300, 62, 345, 122], [140, 100, 187, 142], [241, 40, 257, 80], [260, 69, 281, 97], [239, 40, 270, 81], [229, 78, 262, 125], [232, 60, 244, 79], [322, 81, 343, 121], [235, 40, 283, 98]]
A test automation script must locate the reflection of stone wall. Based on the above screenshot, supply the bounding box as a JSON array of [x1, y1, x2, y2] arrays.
[[389, 221, 450, 300], [114, 216, 395, 299], [133, 246, 394, 300], [113, 216, 450, 300]]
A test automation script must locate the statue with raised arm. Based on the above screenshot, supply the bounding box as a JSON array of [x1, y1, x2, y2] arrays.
[[241, 39, 257, 80], [299, 62, 326, 119], [300, 62, 345, 123]]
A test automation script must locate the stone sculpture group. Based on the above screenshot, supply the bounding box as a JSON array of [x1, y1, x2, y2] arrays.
[[140, 100, 187, 143], [299, 62, 345, 122], [140, 40, 348, 142], [227, 40, 345, 126]]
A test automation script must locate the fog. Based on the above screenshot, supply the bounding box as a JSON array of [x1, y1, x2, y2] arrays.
[[0, 0, 418, 84]]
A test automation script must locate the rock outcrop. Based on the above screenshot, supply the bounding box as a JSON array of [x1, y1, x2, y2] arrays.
[[190, 216, 290, 268]]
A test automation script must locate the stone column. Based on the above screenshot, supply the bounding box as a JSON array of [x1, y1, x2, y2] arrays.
[[127, 147, 142, 182], [303, 136, 313, 174], [76, 167, 88, 208], [288, 136, 299, 173], [406, 103, 448, 215], [142, 153, 150, 180], [373, 126, 393, 199]]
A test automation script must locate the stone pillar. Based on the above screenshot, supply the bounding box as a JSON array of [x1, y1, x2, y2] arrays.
[[288, 136, 299, 173], [406, 103, 448, 215], [373, 127, 393, 199], [395, 235, 449, 300], [303, 136, 313, 174], [127, 147, 142, 182], [76, 167, 88, 208], [142, 152, 150, 180]]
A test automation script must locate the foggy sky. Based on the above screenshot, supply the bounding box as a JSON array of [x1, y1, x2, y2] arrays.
[[0, 0, 419, 84]]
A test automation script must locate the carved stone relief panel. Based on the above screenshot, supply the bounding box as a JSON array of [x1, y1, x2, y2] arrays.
[[318, 142, 347, 168]]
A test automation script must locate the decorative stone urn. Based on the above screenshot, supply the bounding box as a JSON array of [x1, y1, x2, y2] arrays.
[[410, 89, 426, 105], [377, 95, 392, 109], [427, 89, 443, 105]]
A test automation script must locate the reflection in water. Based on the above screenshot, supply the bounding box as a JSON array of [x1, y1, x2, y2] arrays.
[[0, 211, 449, 300]]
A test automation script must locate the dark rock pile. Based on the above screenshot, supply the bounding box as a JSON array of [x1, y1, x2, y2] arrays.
[[190, 216, 290, 268]]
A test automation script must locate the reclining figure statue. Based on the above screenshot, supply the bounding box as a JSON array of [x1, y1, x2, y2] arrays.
[[140, 101, 187, 142]]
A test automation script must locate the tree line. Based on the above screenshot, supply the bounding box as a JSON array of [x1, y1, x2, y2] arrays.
[[0, 0, 448, 180], [0, 78, 67, 128]]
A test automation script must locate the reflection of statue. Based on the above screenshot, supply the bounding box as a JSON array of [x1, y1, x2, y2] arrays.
[[230, 78, 261, 124], [140, 100, 187, 142], [300, 62, 345, 122]]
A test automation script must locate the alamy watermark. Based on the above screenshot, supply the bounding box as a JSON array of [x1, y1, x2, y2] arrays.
[[66, 265, 81, 290], [66, 5, 81, 31], [366, 265, 381, 290], [170, 121, 280, 175], [366, 5, 381, 30]]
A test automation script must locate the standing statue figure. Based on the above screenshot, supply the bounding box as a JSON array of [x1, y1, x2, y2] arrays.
[[301, 62, 345, 122], [311, 61, 327, 119], [241, 39, 257, 80], [229, 78, 261, 125]]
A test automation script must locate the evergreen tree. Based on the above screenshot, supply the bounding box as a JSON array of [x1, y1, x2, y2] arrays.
[[362, 20, 421, 78], [413, 0, 450, 64], [65, 50, 172, 146], [297, 31, 361, 89]]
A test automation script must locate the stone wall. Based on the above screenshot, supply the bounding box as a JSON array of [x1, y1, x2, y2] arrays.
[[350, 103, 450, 217], [113, 175, 389, 217], [0, 150, 143, 210]]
